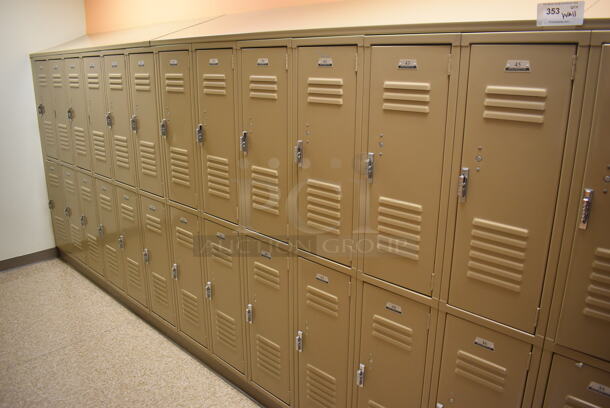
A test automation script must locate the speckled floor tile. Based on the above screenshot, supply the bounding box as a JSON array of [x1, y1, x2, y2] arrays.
[[0, 259, 262, 408]]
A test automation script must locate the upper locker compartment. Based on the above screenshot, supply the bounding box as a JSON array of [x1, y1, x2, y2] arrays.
[[104, 55, 137, 187], [364, 44, 451, 295], [129, 53, 165, 197], [241, 47, 289, 241], [297, 45, 358, 266], [196, 48, 238, 223], [32, 60, 56, 159], [159, 51, 199, 209], [448, 43, 577, 333], [556, 43, 610, 361], [84, 57, 113, 178], [51, 60, 72, 164], [64, 58, 90, 170]]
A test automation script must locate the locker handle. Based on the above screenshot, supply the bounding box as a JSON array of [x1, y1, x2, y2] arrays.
[[63, 206, 71, 217], [196, 124, 204, 144], [171, 263, 179, 280], [366, 152, 374, 183], [356, 363, 365, 387], [240, 131, 248, 153], [105, 112, 113, 128], [97, 224, 104, 237], [80, 215, 87, 226], [48, 199, 55, 210], [457, 167, 469, 202], [295, 140, 303, 166], [118, 234, 125, 249], [205, 281, 212, 299], [578, 188, 594, 230], [67, 108, 74, 121], [37, 103, 45, 115], [160, 118, 168, 137], [143, 248, 150, 264], [295, 330, 303, 352], [245, 304, 253, 323], [130, 115, 138, 132]]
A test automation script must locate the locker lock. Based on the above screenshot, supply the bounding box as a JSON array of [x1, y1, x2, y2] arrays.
[[356, 363, 365, 387], [245, 304, 253, 324], [130, 115, 138, 132], [37, 104, 45, 115], [160, 118, 168, 137], [196, 124, 204, 143], [295, 140, 304, 166], [67, 108, 74, 121], [366, 152, 375, 183], [295, 330, 303, 352], [240, 131, 248, 153], [48, 199, 55, 210], [143, 248, 150, 264], [171, 263, 179, 280], [80, 215, 87, 226], [205, 281, 212, 299], [457, 167, 469, 202], [578, 188, 594, 230], [63, 206, 71, 217], [105, 112, 113, 128], [97, 224, 104, 237], [118, 234, 125, 249]]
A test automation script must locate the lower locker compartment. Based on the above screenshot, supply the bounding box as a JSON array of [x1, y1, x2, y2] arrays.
[[96, 179, 124, 290], [435, 315, 532, 408]]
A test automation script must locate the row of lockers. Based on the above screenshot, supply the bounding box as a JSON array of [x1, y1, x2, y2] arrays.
[[45, 157, 610, 408]]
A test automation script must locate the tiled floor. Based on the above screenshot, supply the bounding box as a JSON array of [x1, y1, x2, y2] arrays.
[[0, 258, 261, 408]]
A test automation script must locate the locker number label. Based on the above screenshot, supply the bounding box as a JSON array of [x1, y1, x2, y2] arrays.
[[537, 1, 584, 26], [260, 250, 272, 259], [317, 57, 333, 67], [169, 59, 178, 66], [505, 60, 531, 72], [588, 382, 610, 398], [385, 302, 403, 314], [256, 58, 269, 66], [208, 58, 219, 66], [315, 273, 329, 283], [138, 60, 145, 67], [398, 58, 418, 70], [474, 336, 495, 351]]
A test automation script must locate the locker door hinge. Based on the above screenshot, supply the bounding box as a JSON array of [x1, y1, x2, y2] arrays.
[[245, 304, 253, 323], [232, 54, 235, 70], [447, 54, 452, 76], [130, 115, 138, 132], [355, 53, 358, 72], [457, 167, 469, 202], [48, 199, 55, 210], [570, 55, 577, 80], [37, 103, 45, 115], [196, 124, 204, 144], [295, 140, 303, 166], [63, 206, 71, 217], [171, 263, 179, 280], [67, 107, 74, 121], [160, 118, 168, 137], [205, 281, 212, 299], [366, 152, 375, 183], [286, 53, 288, 71], [240, 131, 248, 152], [578, 188, 594, 230], [118, 234, 125, 249], [80, 215, 87, 226], [97, 224, 104, 237], [427, 312, 432, 330], [296, 330, 303, 352], [356, 363, 365, 387], [533, 307, 541, 330], [143, 248, 150, 264], [526, 350, 533, 372], [105, 112, 112, 127]]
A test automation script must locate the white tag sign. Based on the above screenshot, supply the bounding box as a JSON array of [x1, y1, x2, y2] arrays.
[[256, 57, 269, 66], [385, 302, 403, 314], [169, 59, 178, 66], [315, 273, 329, 283], [474, 336, 495, 351], [505, 60, 531, 72], [208, 58, 219, 66], [318, 57, 333, 67], [398, 58, 418, 69], [588, 381, 610, 398], [537, 2, 584, 26], [137, 60, 145, 67]]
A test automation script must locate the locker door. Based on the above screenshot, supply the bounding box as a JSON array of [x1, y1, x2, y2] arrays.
[[435, 316, 531, 408], [159, 51, 198, 208], [141, 197, 176, 326], [45, 161, 69, 250], [129, 53, 164, 197], [356, 284, 430, 408], [51, 60, 72, 164], [241, 47, 289, 241], [65, 58, 90, 170], [205, 220, 245, 372], [364, 45, 450, 294], [96, 179, 123, 288], [543, 355, 610, 408], [117, 187, 146, 306], [245, 238, 290, 402], [297, 46, 358, 266], [297, 257, 351, 408], [448, 44, 577, 332], [32, 60, 57, 159], [556, 44, 610, 362], [62, 168, 83, 261], [105, 55, 137, 186], [84, 57, 112, 177], [196, 49, 238, 223], [77, 172, 103, 274], [171, 208, 208, 346]]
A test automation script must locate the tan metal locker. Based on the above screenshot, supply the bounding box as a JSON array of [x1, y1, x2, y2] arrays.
[[51, 60, 72, 164], [204, 220, 245, 372], [141, 196, 176, 326], [129, 53, 165, 197], [245, 238, 290, 402], [33, 60, 57, 159], [84, 57, 113, 178], [96, 179, 124, 289], [64, 58, 90, 170], [435, 315, 532, 408], [543, 355, 610, 408], [62, 167, 84, 261], [105, 55, 137, 186], [356, 283, 430, 408], [159, 51, 198, 208], [45, 161, 69, 251], [448, 44, 577, 332], [77, 172, 103, 274], [557, 44, 610, 361], [364, 45, 450, 294], [170, 207, 208, 346], [196, 49, 238, 223], [297, 257, 351, 408], [297, 46, 358, 266], [117, 187, 146, 306], [241, 47, 289, 241]]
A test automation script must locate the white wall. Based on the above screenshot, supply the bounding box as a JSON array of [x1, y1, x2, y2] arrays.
[[0, 0, 86, 261]]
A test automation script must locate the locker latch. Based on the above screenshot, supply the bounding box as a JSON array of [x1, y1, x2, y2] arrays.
[[457, 167, 469, 202], [130, 115, 138, 132], [143, 248, 150, 264], [245, 304, 253, 323], [105, 112, 113, 128], [205, 281, 212, 299], [366, 152, 375, 183], [196, 124, 204, 144], [97, 224, 104, 237], [240, 131, 248, 153], [435, 404, 445, 408], [67, 108, 74, 121], [37, 104, 45, 115], [171, 263, 179, 280], [160, 118, 168, 137], [48, 199, 55, 210], [80, 215, 87, 226], [295, 330, 303, 352], [295, 140, 304, 166], [118, 234, 125, 249], [63, 206, 71, 217], [578, 188, 594, 230], [356, 363, 365, 387]]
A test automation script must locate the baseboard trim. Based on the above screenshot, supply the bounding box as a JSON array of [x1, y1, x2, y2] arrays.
[[0, 247, 58, 272]]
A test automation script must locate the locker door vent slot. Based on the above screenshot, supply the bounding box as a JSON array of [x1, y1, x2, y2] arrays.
[[165, 73, 185, 93], [151, 272, 170, 307], [306, 179, 342, 235], [305, 364, 337, 408], [68, 73, 80, 88], [306, 285, 339, 317], [583, 247, 610, 322], [64, 178, 76, 194], [467, 217, 528, 293], [203, 74, 227, 96], [139, 141, 159, 177], [107, 73, 124, 90], [74, 127, 87, 158], [175, 226, 194, 249], [92, 131, 108, 162], [48, 172, 60, 188], [307, 77, 343, 105], [70, 224, 82, 250], [133, 73, 151, 92], [87, 73, 100, 89], [377, 196, 422, 261], [169, 147, 192, 187], [145, 214, 162, 234], [38, 74, 48, 87], [206, 155, 231, 200], [120, 203, 136, 222], [57, 123, 69, 151], [251, 165, 280, 216], [454, 350, 507, 393], [104, 245, 120, 278], [44, 121, 55, 149], [99, 193, 113, 211], [249, 75, 278, 100], [372, 314, 414, 351], [382, 81, 431, 113], [210, 242, 232, 267], [181, 290, 200, 326], [52, 73, 62, 88], [256, 334, 282, 379], [564, 395, 603, 408], [253, 261, 281, 290], [215, 310, 238, 349], [79, 185, 92, 202], [114, 135, 130, 169], [87, 234, 100, 264], [126, 258, 142, 289], [483, 85, 547, 124], [55, 217, 68, 243]]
